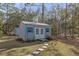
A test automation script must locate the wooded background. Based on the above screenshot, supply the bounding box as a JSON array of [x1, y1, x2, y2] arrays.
[[0, 3, 79, 39]]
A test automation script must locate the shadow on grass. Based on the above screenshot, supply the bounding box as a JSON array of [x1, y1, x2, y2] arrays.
[[71, 48, 79, 56], [39, 43, 63, 56], [57, 38, 79, 48], [52, 48, 62, 56], [0, 39, 44, 52], [54, 39, 79, 56]]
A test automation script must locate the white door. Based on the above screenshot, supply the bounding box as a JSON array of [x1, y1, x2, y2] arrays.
[[35, 28, 39, 39], [35, 28, 45, 40], [39, 28, 45, 39]]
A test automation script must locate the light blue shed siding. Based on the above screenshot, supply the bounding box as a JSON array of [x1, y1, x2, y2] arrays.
[[15, 22, 51, 41], [25, 24, 35, 40], [15, 23, 26, 41], [45, 26, 51, 38]]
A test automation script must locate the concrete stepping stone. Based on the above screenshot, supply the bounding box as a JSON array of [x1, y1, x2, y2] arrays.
[[44, 43, 48, 46], [32, 51, 40, 56], [37, 48, 44, 51], [42, 46, 47, 49]]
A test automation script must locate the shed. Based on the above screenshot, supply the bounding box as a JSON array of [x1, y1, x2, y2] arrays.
[[15, 21, 51, 41]]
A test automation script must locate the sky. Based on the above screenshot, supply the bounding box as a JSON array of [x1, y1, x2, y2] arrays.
[[15, 3, 66, 11]]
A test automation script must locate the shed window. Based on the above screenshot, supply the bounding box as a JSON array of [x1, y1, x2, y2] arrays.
[[27, 27, 33, 32], [36, 29, 39, 34], [41, 29, 43, 34], [45, 28, 50, 32]]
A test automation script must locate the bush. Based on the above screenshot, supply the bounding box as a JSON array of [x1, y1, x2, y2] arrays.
[[46, 36, 53, 40], [16, 37, 23, 41]]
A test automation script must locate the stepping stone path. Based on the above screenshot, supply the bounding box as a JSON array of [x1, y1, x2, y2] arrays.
[[29, 42, 49, 56], [32, 51, 40, 56], [44, 43, 48, 46], [42, 46, 47, 49], [37, 48, 44, 51]]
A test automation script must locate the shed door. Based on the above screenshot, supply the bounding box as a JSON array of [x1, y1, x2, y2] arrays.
[[35, 28, 45, 39], [40, 28, 45, 39], [26, 27, 34, 40]]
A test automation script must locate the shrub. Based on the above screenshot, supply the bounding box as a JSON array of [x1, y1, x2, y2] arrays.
[[16, 37, 23, 41]]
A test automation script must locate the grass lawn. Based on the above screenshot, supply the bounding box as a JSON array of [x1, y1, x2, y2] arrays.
[[0, 36, 43, 56], [40, 39, 79, 56], [0, 36, 79, 56]]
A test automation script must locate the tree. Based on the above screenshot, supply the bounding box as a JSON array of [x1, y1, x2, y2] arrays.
[[0, 6, 4, 36], [68, 4, 77, 39], [22, 3, 35, 21], [0, 3, 16, 35], [41, 3, 44, 23], [46, 4, 60, 38], [63, 3, 68, 39]]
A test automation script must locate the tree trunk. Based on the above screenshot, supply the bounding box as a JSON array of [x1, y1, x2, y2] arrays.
[[41, 3, 44, 23], [64, 3, 67, 39]]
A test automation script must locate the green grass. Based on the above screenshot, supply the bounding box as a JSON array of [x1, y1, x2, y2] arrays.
[[0, 36, 43, 56], [0, 36, 79, 56], [40, 40, 79, 56], [0, 45, 42, 56]]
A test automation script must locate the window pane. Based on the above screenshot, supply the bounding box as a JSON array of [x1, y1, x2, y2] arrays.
[[41, 29, 43, 34], [27, 27, 33, 32], [36, 29, 39, 34], [45, 28, 49, 32]]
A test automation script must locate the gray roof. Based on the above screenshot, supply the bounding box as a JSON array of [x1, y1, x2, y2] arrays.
[[22, 21, 50, 26]]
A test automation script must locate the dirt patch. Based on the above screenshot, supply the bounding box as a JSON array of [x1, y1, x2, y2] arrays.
[[0, 36, 43, 56]]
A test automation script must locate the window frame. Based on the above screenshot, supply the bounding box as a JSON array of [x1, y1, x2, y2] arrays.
[[41, 29, 43, 34], [36, 28, 39, 34], [45, 28, 50, 32], [27, 27, 33, 32]]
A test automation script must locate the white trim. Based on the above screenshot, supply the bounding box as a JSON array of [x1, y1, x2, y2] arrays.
[[35, 27, 45, 40], [22, 21, 50, 26]]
